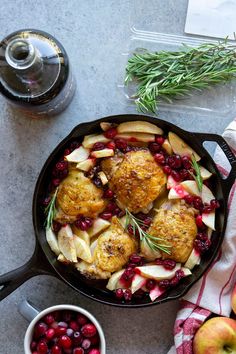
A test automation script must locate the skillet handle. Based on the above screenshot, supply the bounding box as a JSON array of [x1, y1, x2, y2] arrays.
[[0, 242, 55, 301], [193, 132, 236, 198]]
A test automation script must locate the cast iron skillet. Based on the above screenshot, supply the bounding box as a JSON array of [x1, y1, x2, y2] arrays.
[[0, 114, 236, 307]]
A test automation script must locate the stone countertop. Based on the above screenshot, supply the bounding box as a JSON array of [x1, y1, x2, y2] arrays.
[[0, 1, 233, 353]]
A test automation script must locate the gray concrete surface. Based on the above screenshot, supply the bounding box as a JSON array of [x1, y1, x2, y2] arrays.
[[0, 1, 234, 353]]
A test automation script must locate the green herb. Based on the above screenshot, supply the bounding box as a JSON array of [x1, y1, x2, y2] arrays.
[[190, 155, 203, 192], [125, 39, 236, 113], [124, 208, 172, 255], [44, 188, 58, 230]]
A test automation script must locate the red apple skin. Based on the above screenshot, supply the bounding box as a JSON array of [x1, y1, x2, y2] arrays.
[[193, 317, 236, 354], [232, 283, 236, 315]]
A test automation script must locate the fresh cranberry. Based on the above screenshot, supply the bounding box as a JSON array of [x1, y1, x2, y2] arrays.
[[197, 232, 208, 241], [58, 321, 68, 328], [155, 135, 165, 145], [92, 142, 106, 151], [194, 239, 211, 253], [163, 165, 172, 175], [58, 335, 72, 349], [148, 142, 161, 153], [129, 254, 142, 264], [37, 341, 48, 354], [171, 170, 181, 182], [170, 276, 179, 287], [69, 321, 80, 332], [70, 141, 81, 150], [121, 268, 135, 281], [167, 155, 182, 169], [146, 279, 156, 290], [34, 322, 48, 338], [193, 197, 204, 211], [52, 178, 61, 187], [163, 259, 176, 270], [88, 349, 100, 354], [73, 349, 84, 354], [143, 217, 152, 226], [77, 314, 88, 326], [66, 328, 74, 337], [75, 216, 93, 231], [155, 259, 164, 265], [90, 334, 100, 346], [115, 288, 124, 299], [210, 199, 220, 209], [123, 289, 132, 301], [103, 189, 114, 198], [55, 326, 67, 336], [82, 339, 91, 350], [154, 153, 165, 165], [117, 209, 126, 217], [73, 331, 83, 346], [175, 269, 185, 280], [115, 138, 127, 150], [30, 341, 37, 351], [42, 196, 51, 207], [104, 127, 117, 139], [195, 215, 204, 229], [81, 324, 97, 338], [99, 211, 113, 220], [46, 328, 55, 339], [51, 345, 62, 354], [159, 279, 171, 288], [113, 207, 122, 216], [93, 177, 103, 188], [184, 195, 195, 205], [182, 156, 192, 169], [179, 169, 189, 179], [106, 141, 116, 150], [64, 148, 71, 156], [133, 289, 145, 299], [127, 224, 134, 235], [203, 204, 213, 214], [56, 161, 68, 171]]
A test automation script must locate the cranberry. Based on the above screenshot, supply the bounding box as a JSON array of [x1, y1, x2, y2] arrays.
[[163, 165, 172, 175], [121, 268, 135, 281], [75, 217, 93, 231], [129, 254, 142, 264], [149, 142, 161, 153], [171, 170, 181, 182], [203, 204, 213, 213], [92, 142, 106, 151], [118, 209, 125, 217], [34, 322, 48, 338], [64, 148, 71, 156], [155, 259, 164, 265], [170, 276, 179, 287], [52, 178, 61, 187], [168, 155, 182, 169], [77, 314, 88, 326], [56, 161, 68, 171], [103, 189, 114, 198], [163, 259, 176, 270], [194, 239, 211, 253], [146, 279, 156, 290], [143, 217, 152, 226], [55, 326, 67, 336], [115, 138, 127, 150], [179, 169, 189, 179], [69, 321, 80, 332], [42, 196, 51, 207], [67, 328, 74, 337], [46, 328, 55, 339], [196, 215, 204, 229], [115, 288, 124, 299], [88, 350, 100, 354], [193, 197, 204, 211], [37, 341, 48, 354], [51, 346, 62, 354], [73, 349, 84, 354], [90, 334, 100, 346], [182, 156, 192, 169], [127, 224, 134, 235], [175, 269, 185, 280], [30, 341, 37, 351], [106, 141, 116, 150], [70, 141, 81, 150], [104, 127, 117, 139], [155, 135, 165, 145], [82, 339, 91, 350], [159, 279, 170, 288], [184, 195, 195, 205], [73, 331, 83, 346], [99, 211, 113, 220], [210, 199, 220, 209], [93, 177, 103, 188], [133, 289, 145, 299], [154, 153, 165, 165], [81, 324, 97, 338], [58, 321, 68, 328], [58, 335, 72, 349], [124, 289, 132, 301], [197, 232, 208, 241]]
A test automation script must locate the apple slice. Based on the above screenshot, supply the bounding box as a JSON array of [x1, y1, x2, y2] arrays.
[[201, 184, 215, 204], [149, 285, 166, 302], [131, 274, 147, 294], [82, 134, 110, 149], [168, 185, 189, 199], [90, 148, 114, 158], [76, 158, 96, 172], [200, 166, 212, 180], [116, 132, 155, 142], [184, 248, 201, 270], [167, 175, 178, 190], [100, 122, 114, 131], [140, 239, 161, 261], [73, 236, 92, 263], [72, 226, 90, 245], [58, 225, 77, 262], [46, 227, 60, 256], [181, 180, 201, 196], [162, 139, 173, 155], [136, 263, 181, 280], [106, 269, 125, 291], [97, 171, 108, 185], [118, 215, 126, 228], [168, 132, 201, 161], [65, 146, 90, 163], [88, 218, 110, 237], [181, 267, 192, 277], [90, 239, 98, 257], [117, 121, 163, 135], [57, 253, 70, 264], [202, 211, 215, 230]]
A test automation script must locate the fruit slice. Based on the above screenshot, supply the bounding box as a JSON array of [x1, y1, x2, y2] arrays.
[[90, 148, 114, 158], [106, 269, 125, 291], [200, 166, 212, 180], [100, 122, 114, 131], [162, 139, 173, 155], [57, 254, 70, 264], [65, 146, 90, 163], [140, 239, 161, 261], [131, 274, 147, 294], [181, 180, 201, 196], [116, 132, 155, 142], [117, 121, 163, 135], [58, 225, 77, 262], [46, 227, 60, 256], [168, 132, 201, 161], [72, 226, 90, 245], [88, 218, 110, 237], [181, 267, 192, 277], [184, 249, 201, 270], [167, 175, 178, 190], [97, 171, 108, 185], [149, 285, 165, 302], [202, 211, 215, 230], [76, 158, 96, 172], [168, 185, 189, 199], [201, 184, 215, 204], [73, 236, 92, 263], [136, 263, 181, 280], [90, 239, 98, 257], [82, 134, 110, 149]]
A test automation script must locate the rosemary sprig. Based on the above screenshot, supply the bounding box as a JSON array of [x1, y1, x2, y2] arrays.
[[125, 39, 236, 113], [44, 188, 58, 230], [125, 209, 172, 255], [190, 155, 203, 192]]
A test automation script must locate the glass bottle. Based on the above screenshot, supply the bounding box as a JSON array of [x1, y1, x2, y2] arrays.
[[0, 29, 76, 116]]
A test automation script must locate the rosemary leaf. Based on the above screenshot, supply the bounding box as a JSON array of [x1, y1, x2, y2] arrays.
[[44, 188, 58, 230], [191, 155, 203, 192]]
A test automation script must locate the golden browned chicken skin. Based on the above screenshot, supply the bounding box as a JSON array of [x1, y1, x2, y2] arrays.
[[148, 209, 197, 263], [56, 170, 106, 220], [102, 150, 166, 213]]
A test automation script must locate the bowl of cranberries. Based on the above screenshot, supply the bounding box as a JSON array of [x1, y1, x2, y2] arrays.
[[24, 304, 105, 354]]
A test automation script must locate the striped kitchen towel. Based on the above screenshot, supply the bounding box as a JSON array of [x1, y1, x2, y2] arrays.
[[168, 120, 236, 354]]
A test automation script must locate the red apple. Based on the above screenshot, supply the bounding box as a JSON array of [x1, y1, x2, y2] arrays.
[[232, 283, 236, 315], [193, 317, 236, 354]]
